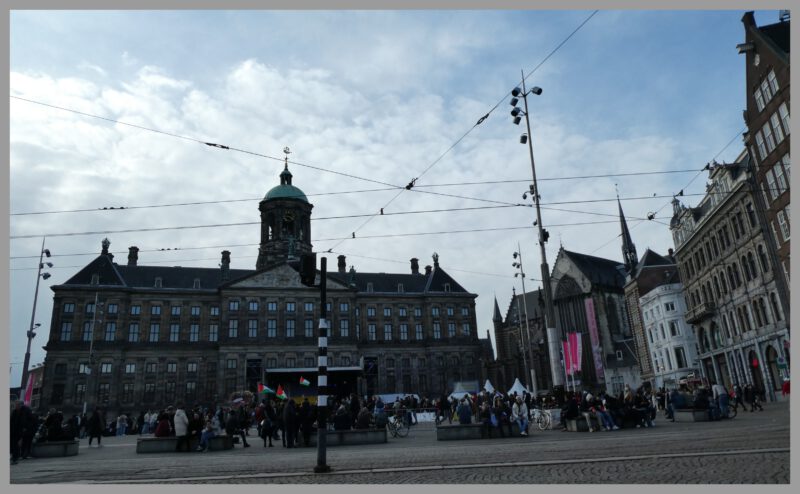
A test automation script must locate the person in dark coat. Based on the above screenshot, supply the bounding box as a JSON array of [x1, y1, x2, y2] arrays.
[[87, 409, 104, 447], [299, 398, 313, 447], [10, 401, 25, 464], [225, 407, 250, 447], [282, 399, 297, 448], [349, 393, 361, 429], [20, 408, 37, 459]]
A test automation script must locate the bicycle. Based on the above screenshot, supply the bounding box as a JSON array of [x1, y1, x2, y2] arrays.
[[386, 414, 409, 438], [530, 408, 552, 431]]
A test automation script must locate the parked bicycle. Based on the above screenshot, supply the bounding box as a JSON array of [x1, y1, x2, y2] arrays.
[[386, 414, 409, 438], [530, 407, 552, 431]]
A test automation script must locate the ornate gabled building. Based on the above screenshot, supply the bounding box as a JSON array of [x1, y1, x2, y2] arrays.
[[670, 150, 789, 401], [738, 11, 790, 322], [37, 162, 488, 417], [550, 248, 640, 396]]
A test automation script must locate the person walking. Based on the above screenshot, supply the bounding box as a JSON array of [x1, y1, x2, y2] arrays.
[[87, 408, 104, 447]]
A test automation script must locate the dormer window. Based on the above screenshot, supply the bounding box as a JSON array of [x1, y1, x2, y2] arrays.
[[193, 278, 201, 289], [366, 282, 374, 293], [154, 277, 163, 288], [616, 350, 624, 361], [91, 274, 99, 285], [397, 284, 404, 293], [444, 283, 451, 292]]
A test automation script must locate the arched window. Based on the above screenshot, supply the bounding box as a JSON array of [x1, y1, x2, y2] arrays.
[[757, 245, 770, 273], [770, 293, 783, 322], [732, 263, 742, 287], [712, 276, 721, 300], [719, 271, 728, 294], [751, 301, 763, 327], [747, 251, 758, 280], [722, 314, 731, 339], [740, 256, 751, 281], [759, 297, 770, 325]]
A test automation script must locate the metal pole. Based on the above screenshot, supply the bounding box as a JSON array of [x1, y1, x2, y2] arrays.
[[22, 237, 47, 390], [520, 70, 562, 388], [314, 257, 331, 473], [512, 288, 530, 390], [83, 292, 99, 416], [516, 243, 538, 396]]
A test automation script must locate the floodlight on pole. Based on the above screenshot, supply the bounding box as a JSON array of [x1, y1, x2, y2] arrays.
[[513, 245, 538, 396], [509, 70, 562, 389], [22, 237, 52, 390]]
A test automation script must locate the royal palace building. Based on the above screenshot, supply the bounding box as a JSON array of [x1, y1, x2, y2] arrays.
[[37, 164, 487, 416]]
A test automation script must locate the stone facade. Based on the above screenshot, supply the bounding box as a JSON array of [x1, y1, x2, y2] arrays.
[[37, 166, 487, 417]]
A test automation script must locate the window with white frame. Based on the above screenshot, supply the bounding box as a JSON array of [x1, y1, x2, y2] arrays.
[[368, 324, 376, 341], [191, 305, 201, 317], [664, 302, 675, 312], [107, 303, 118, 314], [399, 323, 408, 340], [226, 359, 237, 369], [754, 88, 765, 112], [101, 363, 112, 374], [103, 322, 116, 341], [304, 302, 314, 312], [384, 307, 392, 317], [669, 320, 679, 337], [286, 302, 296, 313], [267, 319, 277, 338], [767, 69, 779, 95], [415, 324, 423, 340], [384, 324, 392, 341], [462, 322, 471, 336], [398, 307, 407, 317], [777, 210, 790, 241], [340, 319, 349, 337], [433, 322, 441, 339], [60, 322, 72, 341], [210, 306, 220, 316], [778, 102, 790, 134], [447, 307, 454, 316], [771, 112, 785, 143], [130, 304, 141, 315], [187, 362, 198, 373], [228, 300, 239, 311], [367, 307, 376, 317], [774, 163, 787, 195], [766, 168, 779, 200], [209, 324, 218, 342], [304, 319, 314, 337], [760, 78, 773, 102], [755, 131, 767, 161], [171, 305, 181, 316], [125, 363, 136, 374], [248, 300, 259, 312], [763, 122, 776, 154], [189, 324, 199, 342], [339, 302, 349, 313], [286, 319, 296, 337], [414, 307, 422, 317], [448, 322, 456, 337], [150, 305, 161, 316], [149, 323, 159, 342]]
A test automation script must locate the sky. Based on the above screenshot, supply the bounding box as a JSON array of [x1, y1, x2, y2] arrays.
[[8, 9, 779, 387]]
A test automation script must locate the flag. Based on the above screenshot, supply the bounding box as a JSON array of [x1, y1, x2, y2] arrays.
[[258, 383, 275, 394], [299, 376, 311, 387], [22, 374, 34, 406], [276, 385, 287, 400], [562, 339, 572, 376]]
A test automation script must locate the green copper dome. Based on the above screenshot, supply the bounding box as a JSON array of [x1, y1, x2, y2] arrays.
[[264, 165, 308, 203]]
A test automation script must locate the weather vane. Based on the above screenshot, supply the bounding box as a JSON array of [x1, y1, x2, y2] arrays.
[[283, 146, 291, 167]]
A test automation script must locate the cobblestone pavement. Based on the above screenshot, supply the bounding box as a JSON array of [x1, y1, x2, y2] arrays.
[[9, 401, 790, 484]]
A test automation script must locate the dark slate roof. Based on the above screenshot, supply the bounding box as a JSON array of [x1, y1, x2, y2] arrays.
[[632, 249, 674, 278], [57, 254, 252, 291], [505, 288, 544, 324], [326, 266, 473, 295], [562, 250, 626, 289], [759, 20, 790, 55], [607, 340, 638, 369]]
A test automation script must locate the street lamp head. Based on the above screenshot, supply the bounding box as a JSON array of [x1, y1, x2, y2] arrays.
[[43, 249, 51, 258], [41, 273, 51, 280], [509, 97, 519, 107], [522, 192, 528, 200], [513, 252, 518, 259], [34, 323, 41, 328], [511, 87, 522, 97], [520, 134, 528, 144], [512, 116, 522, 125], [530, 86, 542, 95], [510, 107, 522, 117]]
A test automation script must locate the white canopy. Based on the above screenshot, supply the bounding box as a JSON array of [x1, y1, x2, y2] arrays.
[[483, 379, 495, 393], [508, 378, 529, 396], [448, 382, 472, 401]]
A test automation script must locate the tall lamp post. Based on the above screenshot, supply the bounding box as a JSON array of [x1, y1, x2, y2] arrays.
[[510, 72, 562, 389], [511, 287, 530, 391], [22, 237, 52, 390], [512, 245, 538, 396]]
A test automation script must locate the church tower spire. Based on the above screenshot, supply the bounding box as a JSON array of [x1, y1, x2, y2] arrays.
[[618, 191, 638, 274]]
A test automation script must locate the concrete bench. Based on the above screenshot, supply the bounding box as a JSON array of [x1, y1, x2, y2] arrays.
[[307, 428, 387, 446], [674, 409, 709, 422], [565, 416, 601, 432], [436, 423, 484, 440], [32, 440, 79, 458], [136, 434, 233, 453]]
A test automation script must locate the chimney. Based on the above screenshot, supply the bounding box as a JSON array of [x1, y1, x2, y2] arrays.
[[128, 246, 139, 266], [221, 250, 231, 281], [424, 265, 432, 275], [337, 255, 346, 274], [410, 258, 419, 275], [668, 248, 674, 257]]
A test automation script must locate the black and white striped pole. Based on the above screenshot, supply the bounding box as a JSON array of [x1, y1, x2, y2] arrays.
[[314, 256, 331, 473]]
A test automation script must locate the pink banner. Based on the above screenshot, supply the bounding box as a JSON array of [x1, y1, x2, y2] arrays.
[[562, 339, 572, 376], [569, 332, 583, 373], [584, 297, 605, 381]]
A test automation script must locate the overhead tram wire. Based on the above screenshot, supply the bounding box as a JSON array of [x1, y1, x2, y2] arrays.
[[323, 11, 600, 252], [10, 169, 701, 217]]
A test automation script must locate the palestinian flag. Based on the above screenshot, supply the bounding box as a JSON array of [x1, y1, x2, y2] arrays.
[[299, 376, 311, 387], [276, 385, 288, 400], [258, 383, 275, 394]]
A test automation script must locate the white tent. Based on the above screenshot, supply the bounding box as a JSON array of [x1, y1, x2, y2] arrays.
[[483, 379, 495, 393], [448, 383, 472, 401], [507, 378, 529, 396]]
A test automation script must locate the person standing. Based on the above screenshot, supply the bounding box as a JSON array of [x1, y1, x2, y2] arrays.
[[282, 399, 297, 448], [116, 412, 128, 437], [10, 401, 25, 465], [173, 404, 191, 452], [225, 406, 250, 448], [87, 408, 104, 447]]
